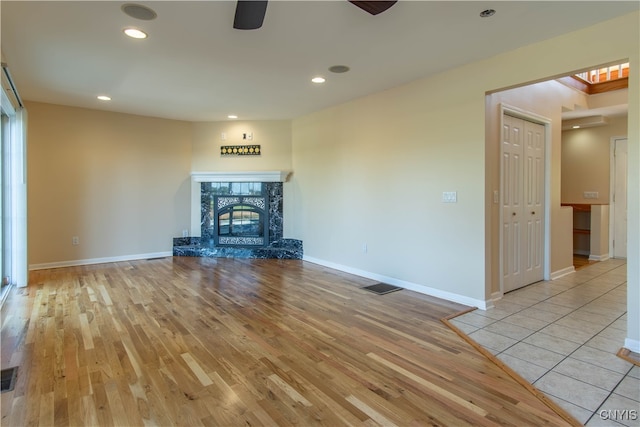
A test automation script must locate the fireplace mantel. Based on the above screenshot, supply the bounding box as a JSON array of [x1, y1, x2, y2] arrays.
[[191, 171, 292, 183]]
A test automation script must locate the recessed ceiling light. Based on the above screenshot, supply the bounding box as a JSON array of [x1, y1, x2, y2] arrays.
[[572, 125, 581, 129], [121, 3, 157, 21], [228, 115, 238, 119], [97, 95, 111, 101], [479, 9, 496, 18], [124, 28, 148, 39], [329, 65, 350, 74], [311, 77, 326, 84]]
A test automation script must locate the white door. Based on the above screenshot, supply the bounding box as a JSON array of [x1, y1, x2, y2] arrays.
[[611, 138, 627, 258], [522, 120, 545, 285], [502, 114, 545, 292]]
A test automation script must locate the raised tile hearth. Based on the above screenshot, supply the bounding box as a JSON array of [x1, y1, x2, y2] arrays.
[[173, 237, 302, 259]]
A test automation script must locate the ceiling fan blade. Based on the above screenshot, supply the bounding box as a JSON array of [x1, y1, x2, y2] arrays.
[[348, 1, 397, 15], [233, 0, 268, 30]]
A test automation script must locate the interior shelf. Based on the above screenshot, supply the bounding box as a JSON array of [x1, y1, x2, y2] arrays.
[[561, 203, 609, 259]]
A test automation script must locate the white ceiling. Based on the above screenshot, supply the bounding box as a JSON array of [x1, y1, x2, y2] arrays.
[[2, 1, 637, 122]]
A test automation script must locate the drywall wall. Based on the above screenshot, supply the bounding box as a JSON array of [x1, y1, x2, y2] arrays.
[[292, 77, 488, 304], [562, 115, 628, 204], [27, 102, 192, 267], [190, 120, 292, 172]]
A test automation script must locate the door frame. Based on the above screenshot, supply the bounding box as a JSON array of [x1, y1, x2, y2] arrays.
[[499, 104, 552, 295], [609, 136, 628, 259]]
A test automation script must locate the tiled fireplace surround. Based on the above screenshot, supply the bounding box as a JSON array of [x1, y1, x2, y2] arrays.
[[173, 171, 302, 259]]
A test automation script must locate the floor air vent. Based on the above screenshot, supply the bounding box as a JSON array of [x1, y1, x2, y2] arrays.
[[361, 283, 402, 295], [1, 367, 18, 393]]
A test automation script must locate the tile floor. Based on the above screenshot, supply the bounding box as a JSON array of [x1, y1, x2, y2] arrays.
[[450, 259, 639, 426]]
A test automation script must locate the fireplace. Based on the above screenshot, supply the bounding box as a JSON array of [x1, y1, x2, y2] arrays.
[[202, 181, 280, 247], [173, 171, 302, 259], [215, 196, 267, 246]]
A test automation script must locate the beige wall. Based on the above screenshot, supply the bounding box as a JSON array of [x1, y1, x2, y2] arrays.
[[191, 120, 292, 172], [292, 76, 487, 303], [562, 115, 628, 204], [27, 102, 192, 266], [290, 10, 639, 319], [27, 107, 294, 264]]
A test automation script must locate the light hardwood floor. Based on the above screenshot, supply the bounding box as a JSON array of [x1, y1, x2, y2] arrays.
[[1, 257, 577, 426]]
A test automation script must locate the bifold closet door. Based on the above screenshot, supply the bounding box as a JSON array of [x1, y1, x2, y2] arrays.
[[502, 114, 545, 292]]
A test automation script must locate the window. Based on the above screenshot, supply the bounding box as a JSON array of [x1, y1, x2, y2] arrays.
[[1, 113, 7, 294], [209, 182, 263, 195], [1, 68, 28, 297], [218, 205, 263, 237]]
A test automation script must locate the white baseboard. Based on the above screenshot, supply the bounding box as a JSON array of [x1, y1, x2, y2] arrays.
[[624, 338, 640, 354], [551, 265, 575, 280], [0, 283, 13, 308], [29, 251, 173, 271], [490, 291, 503, 304], [589, 253, 610, 261], [303, 256, 490, 310]]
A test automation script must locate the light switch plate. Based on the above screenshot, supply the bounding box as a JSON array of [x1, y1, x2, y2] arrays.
[[442, 191, 457, 203], [583, 191, 599, 199]]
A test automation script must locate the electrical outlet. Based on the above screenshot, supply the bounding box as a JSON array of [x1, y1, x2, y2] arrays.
[[362, 243, 368, 253], [72, 236, 80, 246], [182, 229, 189, 237]]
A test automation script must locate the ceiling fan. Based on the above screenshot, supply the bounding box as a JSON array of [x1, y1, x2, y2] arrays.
[[233, 0, 398, 30]]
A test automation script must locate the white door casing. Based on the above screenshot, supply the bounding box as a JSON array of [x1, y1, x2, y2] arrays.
[[611, 138, 628, 259], [502, 113, 545, 292]]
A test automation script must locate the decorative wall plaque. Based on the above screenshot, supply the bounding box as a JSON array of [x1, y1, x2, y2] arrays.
[[221, 145, 261, 156]]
